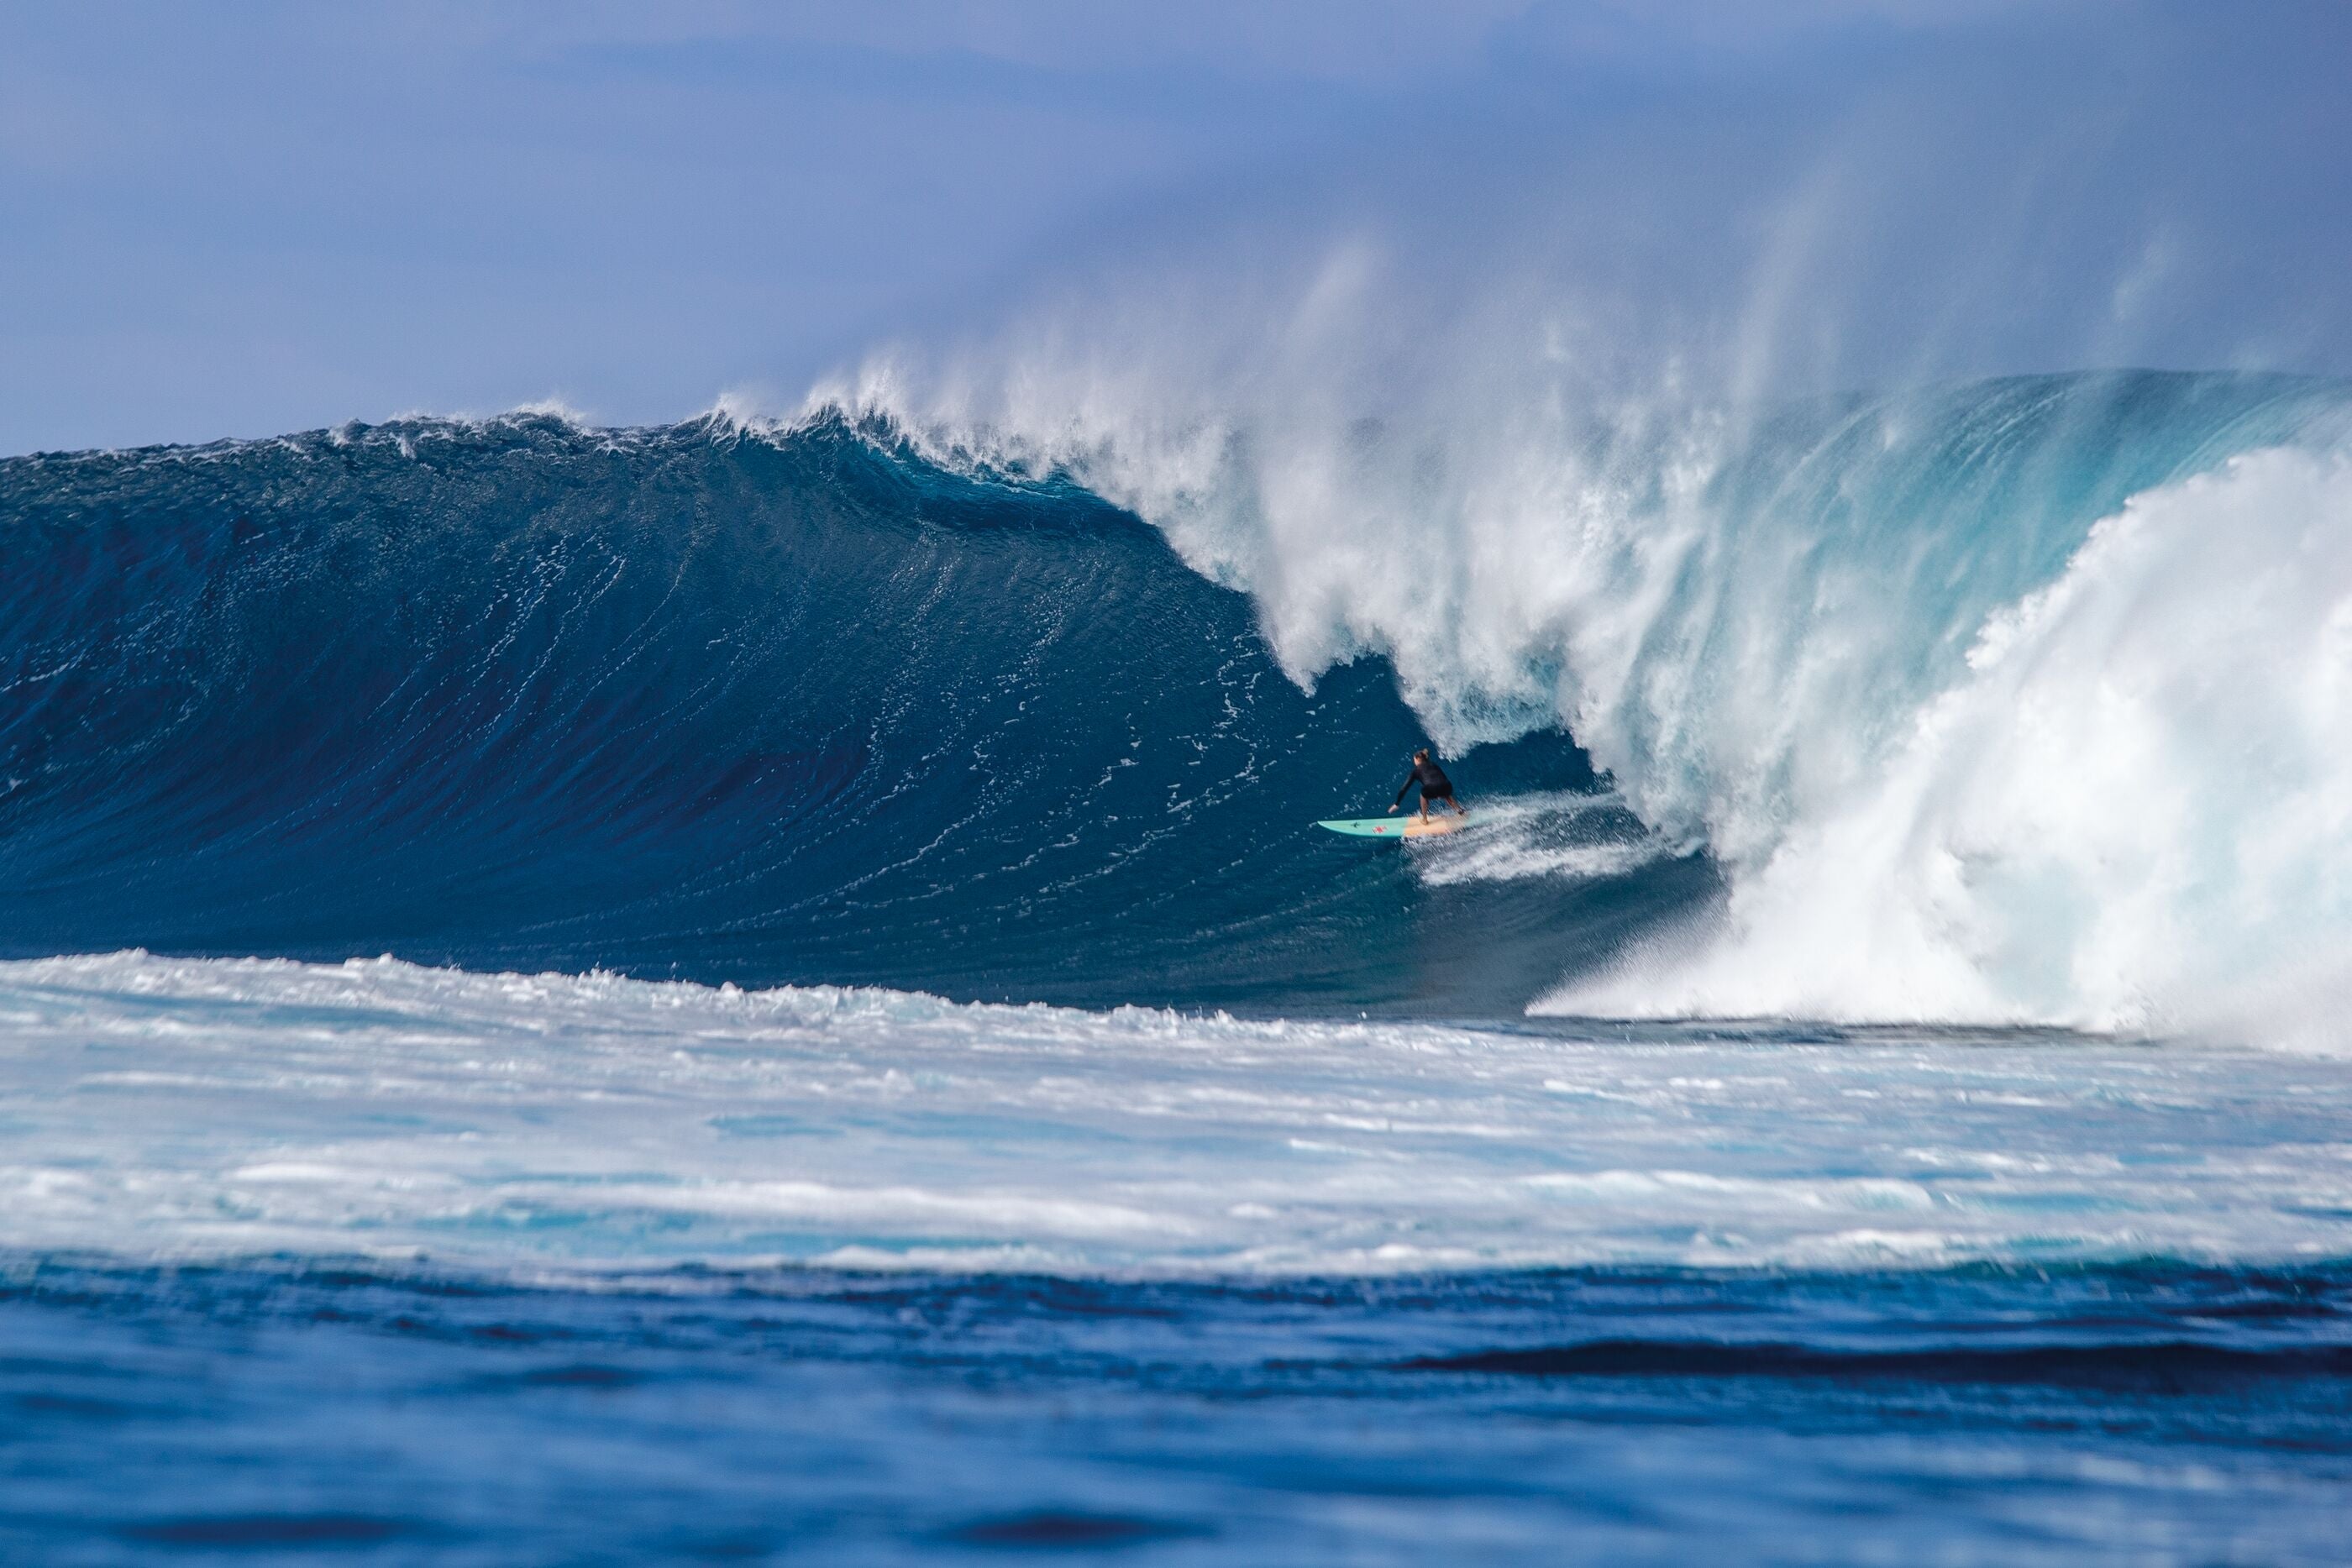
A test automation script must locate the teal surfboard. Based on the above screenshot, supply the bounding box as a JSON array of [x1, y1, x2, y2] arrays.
[[1317, 810, 1483, 840]]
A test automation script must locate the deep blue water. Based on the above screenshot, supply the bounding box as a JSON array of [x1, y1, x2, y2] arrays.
[[8, 1261, 2350, 1565]]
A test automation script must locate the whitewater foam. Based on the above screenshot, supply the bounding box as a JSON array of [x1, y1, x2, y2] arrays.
[[1548, 447, 2352, 1035], [4, 952, 2347, 1276]]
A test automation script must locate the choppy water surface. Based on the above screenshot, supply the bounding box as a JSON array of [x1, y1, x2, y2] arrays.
[[8, 1258, 2350, 1565], [1, 954, 2349, 1562]]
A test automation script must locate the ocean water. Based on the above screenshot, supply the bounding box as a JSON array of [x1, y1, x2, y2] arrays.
[[5, 375, 2352, 1560]]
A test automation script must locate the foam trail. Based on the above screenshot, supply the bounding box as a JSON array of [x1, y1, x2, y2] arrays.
[[1406, 792, 1666, 888]]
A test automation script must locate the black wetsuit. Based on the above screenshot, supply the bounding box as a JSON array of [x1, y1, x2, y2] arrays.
[[1394, 756, 1456, 809]]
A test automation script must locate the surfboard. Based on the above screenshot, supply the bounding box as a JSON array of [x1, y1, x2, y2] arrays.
[[1316, 810, 1482, 839]]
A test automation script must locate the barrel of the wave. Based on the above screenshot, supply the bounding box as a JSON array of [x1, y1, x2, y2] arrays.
[[1315, 811, 1485, 839]]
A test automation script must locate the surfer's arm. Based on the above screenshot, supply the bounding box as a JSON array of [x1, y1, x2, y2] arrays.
[[1392, 776, 1414, 810]]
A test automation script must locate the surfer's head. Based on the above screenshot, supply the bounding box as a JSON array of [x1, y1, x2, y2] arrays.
[[1414, 748, 1429, 762]]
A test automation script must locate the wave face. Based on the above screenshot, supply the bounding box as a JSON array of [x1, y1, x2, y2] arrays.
[[849, 365, 2352, 1033], [0, 412, 1651, 1014]]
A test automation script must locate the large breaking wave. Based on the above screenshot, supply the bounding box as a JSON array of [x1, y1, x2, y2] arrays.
[[8, 368, 2352, 1033]]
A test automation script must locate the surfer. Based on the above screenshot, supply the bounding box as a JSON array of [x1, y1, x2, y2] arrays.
[[1389, 748, 1467, 823]]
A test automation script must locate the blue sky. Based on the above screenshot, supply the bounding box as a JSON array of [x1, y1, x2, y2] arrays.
[[4, 1, 2347, 454]]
